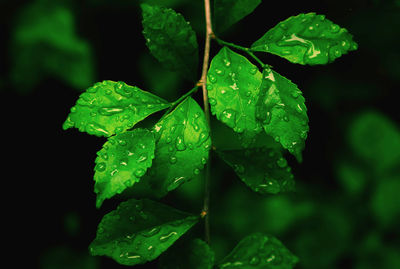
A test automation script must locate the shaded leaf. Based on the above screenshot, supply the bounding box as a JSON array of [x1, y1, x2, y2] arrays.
[[94, 129, 155, 208], [125, 97, 211, 198], [258, 68, 308, 162], [63, 80, 170, 137], [214, 0, 261, 33], [10, 2, 95, 92], [159, 238, 215, 269], [218, 233, 298, 269], [89, 199, 198, 266], [207, 47, 263, 145], [251, 13, 358, 65], [141, 4, 198, 81], [217, 147, 295, 194]]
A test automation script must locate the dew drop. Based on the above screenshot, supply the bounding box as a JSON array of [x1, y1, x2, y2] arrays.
[[206, 84, 213, 91], [99, 107, 124, 116], [220, 109, 237, 129], [159, 231, 177, 242], [249, 67, 258, 75], [283, 115, 289, 122], [215, 69, 225, 76], [137, 155, 148, 163], [118, 139, 127, 146], [193, 168, 200, 175], [209, 98, 217, 106], [135, 168, 145, 177], [276, 157, 287, 168], [175, 136, 186, 151], [223, 58, 231, 67], [208, 74, 217, 83], [249, 256, 260, 265], [330, 24, 340, 33], [201, 157, 207, 165], [95, 162, 106, 172], [291, 91, 300, 98], [234, 164, 245, 174], [169, 156, 177, 164]]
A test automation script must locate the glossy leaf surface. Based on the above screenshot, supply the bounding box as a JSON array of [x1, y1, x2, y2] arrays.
[[127, 97, 211, 198], [217, 147, 294, 194], [207, 47, 263, 143], [89, 199, 198, 266], [214, 0, 261, 33], [159, 238, 215, 269], [251, 13, 358, 65], [94, 129, 155, 208], [141, 4, 198, 80], [258, 69, 308, 162], [63, 80, 169, 137], [218, 233, 298, 269]]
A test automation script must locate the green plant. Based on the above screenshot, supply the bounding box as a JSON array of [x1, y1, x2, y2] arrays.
[[63, 0, 357, 268]]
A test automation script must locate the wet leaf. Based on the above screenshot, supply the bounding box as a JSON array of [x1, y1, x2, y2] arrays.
[[126, 97, 211, 198], [141, 4, 199, 81], [217, 147, 295, 194], [94, 129, 155, 208], [207, 47, 263, 145], [218, 233, 298, 269], [251, 13, 358, 65], [63, 80, 170, 137], [214, 0, 261, 33], [89, 199, 198, 266], [258, 68, 309, 162], [159, 238, 215, 269]]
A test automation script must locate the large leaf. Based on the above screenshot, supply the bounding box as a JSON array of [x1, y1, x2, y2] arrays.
[[207, 47, 263, 144], [141, 4, 199, 80], [63, 80, 170, 137], [125, 97, 211, 198], [218, 233, 298, 269], [251, 13, 358, 65], [258, 68, 308, 162], [89, 199, 198, 266], [94, 129, 155, 208], [217, 147, 294, 194], [159, 238, 215, 269], [214, 0, 261, 33]]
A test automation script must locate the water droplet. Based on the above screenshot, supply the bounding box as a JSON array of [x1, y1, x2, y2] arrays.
[[234, 164, 245, 174], [123, 252, 142, 260], [99, 107, 124, 116], [70, 106, 77, 113], [283, 115, 289, 122], [135, 168, 145, 177], [118, 139, 127, 146], [193, 168, 200, 175], [223, 58, 231, 67], [208, 74, 217, 83], [166, 136, 172, 144], [120, 158, 129, 166], [334, 49, 341, 57], [170, 156, 177, 164], [95, 162, 106, 172], [291, 91, 300, 98], [264, 111, 272, 125], [175, 136, 186, 151], [220, 109, 237, 129], [137, 155, 147, 163], [308, 26, 314, 31], [249, 256, 260, 265], [105, 89, 112, 95], [201, 157, 207, 165], [249, 67, 258, 75], [206, 84, 213, 91], [276, 157, 287, 168], [274, 136, 280, 142], [215, 69, 225, 76], [159, 231, 177, 242], [209, 98, 217, 106], [330, 24, 340, 33], [279, 23, 287, 29]]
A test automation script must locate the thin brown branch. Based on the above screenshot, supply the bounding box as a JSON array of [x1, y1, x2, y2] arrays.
[[200, 0, 213, 245]]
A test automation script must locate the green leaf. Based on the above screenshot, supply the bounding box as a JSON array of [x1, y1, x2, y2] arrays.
[[63, 80, 170, 137], [159, 238, 215, 269], [207, 47, 263, 145], [11, 2, 95, 93], [208, 47, 308, 159], [89, 199, 198, 266], [141, 4, 199, 81], [251, 13, 358, 65], [127, 97, 211, 198], [218, 233, 298, 269], [258, 68, 309, 162], [94, 129, 156, 208], [214, 0, 261, 33], [217, 147, 295, 194]]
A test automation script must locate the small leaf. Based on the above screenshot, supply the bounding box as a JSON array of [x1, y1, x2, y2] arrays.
[[89, 199, 198, 266], [63, 80, 170, 137], [251, 13, 358, 65], [258, 68, 309, 162], [94, 129, 155, 207], [126, 97, 211, 198], [207, 47, 263, 144], [214, 0, 261, 33], [218, 233, 298, 269], [217, 147, 295, 194], [159, 238, 215, 269], [141, 4, 199, 81]]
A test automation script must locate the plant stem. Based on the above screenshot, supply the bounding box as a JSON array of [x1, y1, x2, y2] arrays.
[[200, 0, 213, 245], [214, 37, 268, 68], [171, 86, 199, 107]]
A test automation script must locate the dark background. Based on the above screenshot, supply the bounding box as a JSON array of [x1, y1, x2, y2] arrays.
[[1, 0, 399, 268]]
